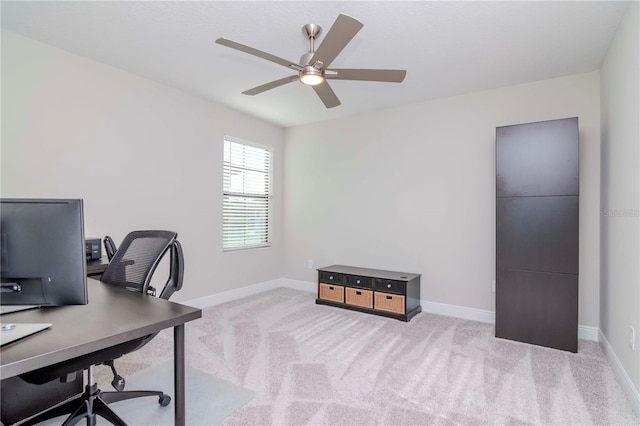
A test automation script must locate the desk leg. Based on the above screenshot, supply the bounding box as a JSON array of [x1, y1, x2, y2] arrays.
[[174, 324, 185, 426]]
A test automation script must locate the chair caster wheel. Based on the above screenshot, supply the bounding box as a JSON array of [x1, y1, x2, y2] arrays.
[[111, 375, 125, 392], [159, 394, 171, 406]]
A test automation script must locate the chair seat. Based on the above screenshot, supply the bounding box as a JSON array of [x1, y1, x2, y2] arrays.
[[20, 338, 147, 385]]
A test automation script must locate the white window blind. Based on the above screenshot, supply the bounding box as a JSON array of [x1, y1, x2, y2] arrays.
[[223, 137, 272, 251]]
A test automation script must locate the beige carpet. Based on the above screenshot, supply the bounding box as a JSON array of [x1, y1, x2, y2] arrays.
[[97, 287, 638, 425]]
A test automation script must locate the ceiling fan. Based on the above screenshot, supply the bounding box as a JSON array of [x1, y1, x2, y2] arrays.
[[215, 13, 407, 108]]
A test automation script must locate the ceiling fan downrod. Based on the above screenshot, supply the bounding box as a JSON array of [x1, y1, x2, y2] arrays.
[[302, 24, 321, 52], [300, 23, 322, 66]]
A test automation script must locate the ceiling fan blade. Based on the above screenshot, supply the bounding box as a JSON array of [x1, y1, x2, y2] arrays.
[[242, 76, 298, 96], [329, 68, 407, 83], [312, 81, 341, 108], [216, 38, 304, 72], [310, 14, 363, 68]]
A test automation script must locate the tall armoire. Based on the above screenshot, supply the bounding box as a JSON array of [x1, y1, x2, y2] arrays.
[[495, 117, 579, 353]]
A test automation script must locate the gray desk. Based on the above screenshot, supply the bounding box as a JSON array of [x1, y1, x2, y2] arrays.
[[86, 256, 110, 277], [0, 278, 202, 425]]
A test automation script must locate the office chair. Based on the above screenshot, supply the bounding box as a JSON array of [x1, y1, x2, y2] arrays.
[[18, 230, 184, 426]]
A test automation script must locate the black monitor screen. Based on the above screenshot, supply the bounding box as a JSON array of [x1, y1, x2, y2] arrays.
[[0, 198, 88, 305]]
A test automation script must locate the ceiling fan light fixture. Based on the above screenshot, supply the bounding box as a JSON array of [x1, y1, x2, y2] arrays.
[[300, 68, 324, 86]]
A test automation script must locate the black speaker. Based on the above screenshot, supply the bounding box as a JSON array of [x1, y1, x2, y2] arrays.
[[85, 238, 102, 260]]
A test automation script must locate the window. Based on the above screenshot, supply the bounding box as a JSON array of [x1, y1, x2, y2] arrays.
[[223, 136, 272, 251]]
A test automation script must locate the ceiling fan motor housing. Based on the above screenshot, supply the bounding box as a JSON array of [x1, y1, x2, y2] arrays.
[[299, 52, 315, 66]]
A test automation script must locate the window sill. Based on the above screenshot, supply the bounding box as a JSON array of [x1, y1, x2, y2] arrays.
[[223, 244, 272, 253]]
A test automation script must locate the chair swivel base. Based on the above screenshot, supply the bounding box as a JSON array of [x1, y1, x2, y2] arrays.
[[20, 382, 171, 426]]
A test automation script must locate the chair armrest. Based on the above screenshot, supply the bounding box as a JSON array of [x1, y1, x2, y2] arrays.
[[159, 239, 184, 300], [103, 236, 118, 261]]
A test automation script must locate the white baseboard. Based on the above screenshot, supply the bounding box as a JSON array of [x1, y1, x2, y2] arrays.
[[185, 279, 281, 309], [278, 278, 316, 293], [599, 330, 640, 417], [188, 280, 599, 342], [187, 279, 598, 341], [578, 325, 599, 341], [184, 278, 315, 309], [421, 299, 496, 324], [420, 299, 599, 342]]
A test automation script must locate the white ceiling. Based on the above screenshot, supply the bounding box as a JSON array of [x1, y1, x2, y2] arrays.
[[1, 1, 629, 128]]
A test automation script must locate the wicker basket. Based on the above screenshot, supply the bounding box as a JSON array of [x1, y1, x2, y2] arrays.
[[345, 287, 373, 309], [319, 283, 344, 303], [374, 292, 405, 314]]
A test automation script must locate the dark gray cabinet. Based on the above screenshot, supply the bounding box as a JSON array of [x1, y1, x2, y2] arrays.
[[495, 117, 579, 352]]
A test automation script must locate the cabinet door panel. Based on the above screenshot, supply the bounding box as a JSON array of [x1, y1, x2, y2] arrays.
[[346, 275, 373, 289], [496, 117, 579, 197], [495, 269, 577, 352], [374, 278, 406, 295], [497, 196, 578, 274], [318, 271, 344, 284]]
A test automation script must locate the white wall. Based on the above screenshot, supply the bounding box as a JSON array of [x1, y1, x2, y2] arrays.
[[600, 2, 640, 394], [0, 31, 285, 303], [283, 71, 601, 328]]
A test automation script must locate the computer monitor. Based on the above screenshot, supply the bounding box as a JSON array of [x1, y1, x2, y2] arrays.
[[0, 198, 88, 305]]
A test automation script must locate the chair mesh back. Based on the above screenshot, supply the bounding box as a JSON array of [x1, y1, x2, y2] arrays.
[[101, 230, 177, 293]]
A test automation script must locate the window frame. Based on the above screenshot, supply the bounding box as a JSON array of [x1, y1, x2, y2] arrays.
[[222, 135, 273, 252]]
